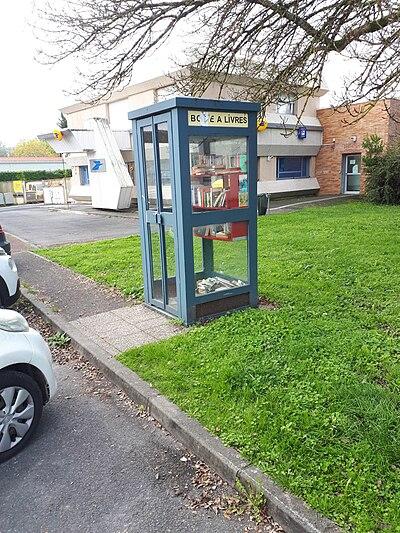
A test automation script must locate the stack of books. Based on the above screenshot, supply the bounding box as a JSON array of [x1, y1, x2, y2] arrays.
[[193, 224, 231, 240], [191, 186, 226, 209]]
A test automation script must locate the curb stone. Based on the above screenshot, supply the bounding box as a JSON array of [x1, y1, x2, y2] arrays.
[[21, 288, 342, 533]]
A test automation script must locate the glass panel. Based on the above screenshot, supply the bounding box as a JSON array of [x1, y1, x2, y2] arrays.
[[142, 126, 157, 210], [345, 155, 361, 192], [346, 155, 361, 175], [79, 166, 89, 186], [346, 173, 360, 192], [189, 136, 248, 212], [277, 156, 309, 179], [149, 223, 163, 302], [164, 226, 178, 310], [156, 122, 173, 211], [193, 223, 248, 296]]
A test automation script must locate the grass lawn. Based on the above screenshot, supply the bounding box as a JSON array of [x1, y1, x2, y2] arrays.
[[38, 201, 400, 531]]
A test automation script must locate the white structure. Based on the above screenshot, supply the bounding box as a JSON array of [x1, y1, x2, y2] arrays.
[[39, 124, 134, 208], [39, 70, 327, 208], [87, 118, 133, 209]]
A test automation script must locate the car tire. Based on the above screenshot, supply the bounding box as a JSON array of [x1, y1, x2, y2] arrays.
[[0, 371, 44, 463]]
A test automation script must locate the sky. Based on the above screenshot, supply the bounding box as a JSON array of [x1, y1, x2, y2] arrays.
[[0, 1, 349, 148]]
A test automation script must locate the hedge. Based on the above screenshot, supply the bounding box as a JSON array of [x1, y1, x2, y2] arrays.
[[0, 169, 72, 183], [363, 134, 400, 205]]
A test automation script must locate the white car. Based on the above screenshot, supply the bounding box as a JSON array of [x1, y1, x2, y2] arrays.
[[0, 309, 57, 462], [0, 248, 19, 308]]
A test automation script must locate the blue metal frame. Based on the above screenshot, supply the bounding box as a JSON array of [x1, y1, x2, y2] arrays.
[[130, 97, 259, 325]]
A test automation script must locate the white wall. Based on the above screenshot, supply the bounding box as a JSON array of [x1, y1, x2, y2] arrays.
[[67, 90, 158, 132]]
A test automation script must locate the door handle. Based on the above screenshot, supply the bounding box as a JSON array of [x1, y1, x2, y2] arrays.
[[155, 212, 162, 224]]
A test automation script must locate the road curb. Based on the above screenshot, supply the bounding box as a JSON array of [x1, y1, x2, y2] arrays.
[[21, 288, 341, 533]]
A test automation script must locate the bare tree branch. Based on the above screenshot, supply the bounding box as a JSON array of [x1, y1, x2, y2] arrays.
[[34, 0, 400, 119]]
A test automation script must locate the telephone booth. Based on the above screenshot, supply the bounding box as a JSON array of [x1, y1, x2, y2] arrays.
[[129, 98, 259, 325]]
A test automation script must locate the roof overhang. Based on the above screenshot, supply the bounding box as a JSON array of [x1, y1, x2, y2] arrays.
[[38, 129, 131, 154]]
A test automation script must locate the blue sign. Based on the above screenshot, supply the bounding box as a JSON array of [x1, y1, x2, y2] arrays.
[[297, 126, 307, 140], [89, 159, 106, 172]]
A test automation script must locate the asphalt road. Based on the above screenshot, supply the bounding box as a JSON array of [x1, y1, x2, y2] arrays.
[[0, 363, 263, 533], [0, 204, 140, 247], [0, 196, 351, 249]]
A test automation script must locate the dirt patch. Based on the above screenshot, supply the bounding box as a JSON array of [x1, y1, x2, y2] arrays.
[[258, 296, 279, 310]]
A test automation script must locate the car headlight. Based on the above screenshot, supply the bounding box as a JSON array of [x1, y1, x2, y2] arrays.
[[0, 310, 29, 332], [0, 248, 6, 256]]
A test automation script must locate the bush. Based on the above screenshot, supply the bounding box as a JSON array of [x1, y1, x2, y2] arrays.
[[0, 169, 72, 183], [363, 134, 400, 204]]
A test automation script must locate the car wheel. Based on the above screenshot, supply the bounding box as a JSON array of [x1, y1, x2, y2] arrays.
[[0, 371, 43, 463]]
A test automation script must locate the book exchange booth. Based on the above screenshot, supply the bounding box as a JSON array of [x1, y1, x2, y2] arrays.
[[129, 98, 259, 325]]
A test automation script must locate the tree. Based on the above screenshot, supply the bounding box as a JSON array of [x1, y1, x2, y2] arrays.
[[36, 1, 400, 117], [11, 139, 56, 157], [0, 141, 8, 157], [57, 112, 68, 129]]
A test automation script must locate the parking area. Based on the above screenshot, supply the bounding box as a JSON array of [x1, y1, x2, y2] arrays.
[[0, 204, 140, 248], [0, 196, 351, 249]]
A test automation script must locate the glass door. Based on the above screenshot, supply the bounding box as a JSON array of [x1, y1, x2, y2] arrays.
[[140, 114, 178, 315], [344, 154, 361, 193]]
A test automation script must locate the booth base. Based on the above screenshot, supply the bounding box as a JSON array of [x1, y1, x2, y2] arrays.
[[195, 292, 250, 320]]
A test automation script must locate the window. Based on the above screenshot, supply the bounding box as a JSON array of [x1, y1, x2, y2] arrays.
[[277, 157, 310, 179], [193, 223, 248, 296], [79, 165, 89, 186], [189, 136, 248, 212], [276, 95, 296, 115]]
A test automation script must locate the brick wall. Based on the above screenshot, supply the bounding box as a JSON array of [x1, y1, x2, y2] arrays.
[[388, 99, 400, 143], [315, 101, 394, 195]]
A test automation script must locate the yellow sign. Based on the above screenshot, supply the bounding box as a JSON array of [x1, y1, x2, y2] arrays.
[[53, 129, 63, 141], [12, 180, 23, 194], [188, 110, 248, 128], [257, 118, 268, 132]]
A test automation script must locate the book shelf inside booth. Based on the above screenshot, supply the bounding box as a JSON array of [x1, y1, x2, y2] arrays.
[[192, 221, 247, 242], [192, 225, 249, 296], [191, 155, 248, 242]]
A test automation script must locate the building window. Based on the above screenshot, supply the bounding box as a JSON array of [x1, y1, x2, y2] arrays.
[[79, 165, 90, 186], [276, 95, 296, 115], [277, 156, 310, 179]]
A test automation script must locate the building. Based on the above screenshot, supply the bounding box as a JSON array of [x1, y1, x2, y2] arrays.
[[0, 157, 64, 173], [40, 71, 328, 207], [316, 99, 400, 195]]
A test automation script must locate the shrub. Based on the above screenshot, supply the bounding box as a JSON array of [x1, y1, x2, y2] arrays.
[[362, 134, 400, 205], [0, 169, 72, 183]]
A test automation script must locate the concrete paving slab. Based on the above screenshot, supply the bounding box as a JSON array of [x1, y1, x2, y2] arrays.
[[111, 304, 151, 321], [107, 332, 159, 352], [151, 324, 182, 340]]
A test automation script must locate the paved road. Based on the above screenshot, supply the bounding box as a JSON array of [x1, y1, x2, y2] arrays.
[[0, 204, 140, 247], [0, 363, 262, 533], [0, 196, 353, 249]]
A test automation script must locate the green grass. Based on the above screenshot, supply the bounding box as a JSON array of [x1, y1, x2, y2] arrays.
[[38, 232, 145, 299], [38, 201, 400, 531]]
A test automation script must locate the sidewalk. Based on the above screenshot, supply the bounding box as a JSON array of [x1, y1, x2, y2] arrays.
[[15, 251, 181, 356]]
